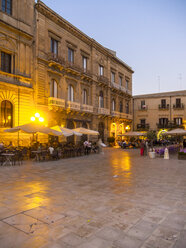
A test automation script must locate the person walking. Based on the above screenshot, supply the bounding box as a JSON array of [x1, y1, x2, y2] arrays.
[[140, 141, 145, 156]]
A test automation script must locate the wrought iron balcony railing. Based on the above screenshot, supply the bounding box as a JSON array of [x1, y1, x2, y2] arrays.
[[173, 104, 184, 110], [158, 104, 169, 110], [137, 124, 150, 130]]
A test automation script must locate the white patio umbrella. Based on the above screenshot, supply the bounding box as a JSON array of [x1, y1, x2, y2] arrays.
[[118, 131, 147, 137], [51, 126, 82, 137], [162, 128, 186, 136], [72, 127, 99, 135], [4, 122, 61, 136]]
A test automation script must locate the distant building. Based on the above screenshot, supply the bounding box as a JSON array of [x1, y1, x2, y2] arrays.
[[0, 0, 133, 145], [133, 90, 186, 137]]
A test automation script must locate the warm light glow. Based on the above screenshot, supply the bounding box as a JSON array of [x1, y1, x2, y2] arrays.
[[31, 116, 35, 121], [126, 126, 129, 130], [35, 113, 40, 118], [8, 116, 11, 120], [39, 117, 44, 122]]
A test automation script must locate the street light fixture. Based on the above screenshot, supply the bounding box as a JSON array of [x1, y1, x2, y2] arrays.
[[30, 113, 44, 123]]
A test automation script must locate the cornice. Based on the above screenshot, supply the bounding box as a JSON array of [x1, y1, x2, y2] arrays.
[[0, 20, 33, 40]]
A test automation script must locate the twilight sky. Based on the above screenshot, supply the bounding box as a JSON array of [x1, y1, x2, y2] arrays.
[[42, 0, 186, 95]]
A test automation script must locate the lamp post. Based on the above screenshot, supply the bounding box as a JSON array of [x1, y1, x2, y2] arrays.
[[30, 113, 45, 143]]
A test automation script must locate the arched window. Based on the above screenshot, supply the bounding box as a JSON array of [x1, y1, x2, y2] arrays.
[[112, 99, 116, 111], [0, 100, 13, 128], [119, 101, 123, 113], [99, 91, 104, 108], [68, 85, 74, 101], [83, 89, 88, 105], [50, 79, 58, 98]]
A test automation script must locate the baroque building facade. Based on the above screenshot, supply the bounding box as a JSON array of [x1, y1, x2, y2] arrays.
[[0, 0, 133, 145], [133, 90, 186, 138]]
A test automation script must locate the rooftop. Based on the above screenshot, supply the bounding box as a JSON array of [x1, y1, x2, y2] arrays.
[[133, 90, 186, 99]]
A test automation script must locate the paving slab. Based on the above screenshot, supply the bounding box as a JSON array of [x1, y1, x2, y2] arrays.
[[0, 148, 185, 247]]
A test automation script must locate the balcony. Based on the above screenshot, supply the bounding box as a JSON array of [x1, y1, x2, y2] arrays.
[[111, 111, 132, 120], [137, 124, 150, 131], [81, 104, 93, 113], [110, 82, 131, 94], [97, 75, 109, 84], [98, 108, 110, 115], [173, 104, 184, 110], [157, 122, 184, 129], [159, 104, 169, 110], [138, 105, 148, 111], [111, 82, 120, 90], [67, 101, 81, 111], [48, 97, 65, 108], [47, 53, 65, 66]]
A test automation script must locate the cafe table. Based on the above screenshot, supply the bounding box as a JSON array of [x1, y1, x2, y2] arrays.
[[1, 153, 15, 166]]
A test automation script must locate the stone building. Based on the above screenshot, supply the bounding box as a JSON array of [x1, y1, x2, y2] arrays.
[[0, 0, 133, 145], [0, 0, 35, 145], [133, 90, 186, 138]]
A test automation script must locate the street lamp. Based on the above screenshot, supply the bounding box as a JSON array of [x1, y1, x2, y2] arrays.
[[30, 113, 44, 123]]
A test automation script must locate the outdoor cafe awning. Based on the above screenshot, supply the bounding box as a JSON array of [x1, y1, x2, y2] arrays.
[[51, 126, 82, 137], [162, 128, 186, 136], [72, 127, 99, 135], [118, 131, 147, 137], [4, 123, 61, 136]]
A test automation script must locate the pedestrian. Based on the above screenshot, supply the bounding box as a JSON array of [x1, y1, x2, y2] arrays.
[[140, 141, 145, 156]]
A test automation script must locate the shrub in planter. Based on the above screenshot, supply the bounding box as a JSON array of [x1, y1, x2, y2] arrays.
[[178, 152, 186, 160], [107, 137, 115, 146]]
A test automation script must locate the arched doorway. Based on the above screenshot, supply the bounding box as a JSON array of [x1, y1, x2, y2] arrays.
[[67, 120, 75, 143], [81, 122, 88, 142], [98, 122, 105, 142]]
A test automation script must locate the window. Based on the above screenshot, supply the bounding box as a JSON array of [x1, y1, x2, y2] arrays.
[[176, 98, 181, 108], [119, 76, 122, 86], [99, 91, 104, 108], [1, 52, 11, 73], [99, 65, 104, 76], [126, 102, 129, 114], [112, 99, 116, 111], [126, 79, 129, 89], [2, 0, 12, 15], [50, 80, 58, 98], [141, 100, 145, 109], [119, 101, 123, 113], [159, 118, 168, 127], [68, 85, 74, 101], [51, 38, 58, 56], [83, 89, 87, 105], [174, 118, 182, 125], [161, 99, 166, 108], [68, 48, 74, 63], [140, 119, 146, 125], [111, 72, 115, 83], [0, 100, 13, 128], [82, 56, 87, 72]]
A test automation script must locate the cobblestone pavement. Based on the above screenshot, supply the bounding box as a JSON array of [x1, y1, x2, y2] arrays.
[[0, 148, 186, 248]]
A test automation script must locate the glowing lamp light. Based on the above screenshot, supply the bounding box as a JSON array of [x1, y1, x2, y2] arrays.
[[35, 113, 40, 118], [31, 116, 35, 121], [126, 126, 129, 130], [39, 117, 44, 122]]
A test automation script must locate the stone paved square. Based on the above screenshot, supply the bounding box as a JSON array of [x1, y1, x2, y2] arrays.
[[0, 148, 186, 247]]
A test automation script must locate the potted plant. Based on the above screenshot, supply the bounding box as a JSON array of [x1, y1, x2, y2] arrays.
[[147, 130, 157, 158], [178, 149, 186, 160]]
